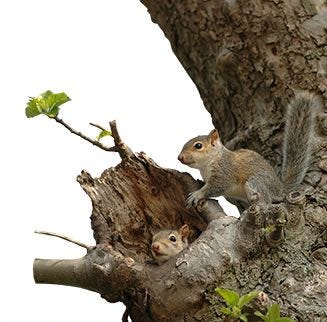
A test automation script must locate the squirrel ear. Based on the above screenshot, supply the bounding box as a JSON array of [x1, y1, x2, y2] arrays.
[[179, 224, 190, 241], [209, 129, 220, 146]]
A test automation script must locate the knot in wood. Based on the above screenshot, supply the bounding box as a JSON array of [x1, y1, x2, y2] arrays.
[[248, 204, 261, 216], [151, 186, 159, 196], [247, 205, 261, 225], [287, 191, 306, 205], [195, 198, 207, 212]]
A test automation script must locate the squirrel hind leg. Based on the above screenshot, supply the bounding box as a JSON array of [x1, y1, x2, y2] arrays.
[[244, 180, 266, 205], [245, 176, 283, 206]]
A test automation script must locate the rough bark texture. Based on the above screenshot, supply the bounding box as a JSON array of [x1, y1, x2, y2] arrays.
[[34, 1, 327, 321]]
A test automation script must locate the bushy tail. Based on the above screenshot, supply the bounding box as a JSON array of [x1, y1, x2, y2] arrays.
[[281, 93, 317, 191]]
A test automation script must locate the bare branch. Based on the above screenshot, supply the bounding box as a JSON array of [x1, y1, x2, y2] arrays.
[[54, 116, 113, 151], [35, 230, 92, 250], [53, 117, 133, 159], [109, 120, 134, 159]]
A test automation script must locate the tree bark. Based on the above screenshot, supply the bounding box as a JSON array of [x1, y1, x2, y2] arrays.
[[34, 1, 327, 321]]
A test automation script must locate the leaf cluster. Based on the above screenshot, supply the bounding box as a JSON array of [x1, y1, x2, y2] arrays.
[[25, 90, 112, 142], [26, 90, 70, 118], [255, 303, 295, 322], [215, 288, 259, 322], [216, 288, 296, 322]]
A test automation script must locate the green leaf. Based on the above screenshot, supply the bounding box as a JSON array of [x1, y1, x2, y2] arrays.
[[220, 307, 232, 316], [239, 314, 248, 322], [215, 288, 240, 306], [231, 306, 242, 318], [255, 311, 268, 322], [25, 90, 71, 118], [45, 92, 70, 117], [47, 105, 60, 118], [46, 92, 70, 109], [268, 303, 280, 320], [40, 90, 53, 99], [238, 291, 259, 309], [97, 129, 112, 141], [25, 97, 41, 118]]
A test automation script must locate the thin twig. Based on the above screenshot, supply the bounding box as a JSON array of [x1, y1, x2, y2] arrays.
[[35, 230, 92, 250], [89, 122, 109, 132], [53, 116, 113, 152]]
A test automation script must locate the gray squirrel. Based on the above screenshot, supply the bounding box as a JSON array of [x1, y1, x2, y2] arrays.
[[178, 93, 317, 208], [151, 225, 190, 264]]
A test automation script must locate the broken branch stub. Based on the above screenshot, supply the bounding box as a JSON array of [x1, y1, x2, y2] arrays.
[[77, 152, 225, 262]]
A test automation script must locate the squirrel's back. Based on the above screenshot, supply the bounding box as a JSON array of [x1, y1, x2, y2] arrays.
[[281, 93, 317, 191]]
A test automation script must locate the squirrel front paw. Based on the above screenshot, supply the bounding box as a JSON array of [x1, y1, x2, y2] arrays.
[[186, 190, 205, 209]]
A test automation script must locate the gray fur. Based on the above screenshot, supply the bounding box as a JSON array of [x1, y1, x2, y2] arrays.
[[182, 94, 317, 208], [281, 93, 317, 191]]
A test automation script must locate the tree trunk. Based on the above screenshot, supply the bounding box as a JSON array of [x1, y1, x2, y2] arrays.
[[34, 1, 327, 321]]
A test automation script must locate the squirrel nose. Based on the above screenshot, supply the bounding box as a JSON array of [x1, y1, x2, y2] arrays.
[[152, 243, 160, 253], [178, 154, 184, 163]]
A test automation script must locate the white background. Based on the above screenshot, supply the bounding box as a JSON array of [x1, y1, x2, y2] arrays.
[[0, 1, 238, 321]]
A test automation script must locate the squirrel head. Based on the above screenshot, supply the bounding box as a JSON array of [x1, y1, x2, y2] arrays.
[[178, 129, 222, 170], [151, 224, 190, 264]]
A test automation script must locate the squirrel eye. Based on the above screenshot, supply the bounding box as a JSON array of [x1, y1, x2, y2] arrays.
[[194, 142, 202, 149], [169, 235, 177, 242]]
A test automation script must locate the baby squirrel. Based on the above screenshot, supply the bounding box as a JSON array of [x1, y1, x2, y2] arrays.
[[178, 93, 317, 208], [151, 224, 190, 264]]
